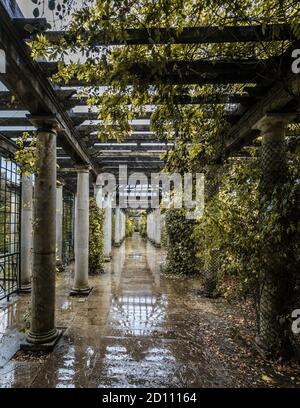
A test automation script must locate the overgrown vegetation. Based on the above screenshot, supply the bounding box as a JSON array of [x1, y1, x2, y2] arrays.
[[125, 217, 134, 237], [89, 198, 105, 274], [163, 208, 199, 276], [22, 0, 300, 357], [139, 211, 147, 239], [195, 148, 300, 305]]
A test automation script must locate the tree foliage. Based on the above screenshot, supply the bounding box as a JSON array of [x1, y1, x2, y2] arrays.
[[28, 0, 300, 164], [25, 2, 300, 283]]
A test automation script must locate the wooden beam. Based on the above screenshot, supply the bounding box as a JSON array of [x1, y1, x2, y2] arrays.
[[40, 59, 265, 86], [13, 18, 49, 37], [222, 73, 300, 157], [40, 24, 296, 45], [0, 4, 97, 175], [99, 158, 165, 164], [63, 93, 256, 108], [69, 111, 152, 125], [93, 144, 170, 151], [0, 132, 17, 155], [77, 124, 153, 133], [0, 117, 31, 126]]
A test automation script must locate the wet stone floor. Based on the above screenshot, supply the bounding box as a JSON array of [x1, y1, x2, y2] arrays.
[[1, 232, 300, 388]]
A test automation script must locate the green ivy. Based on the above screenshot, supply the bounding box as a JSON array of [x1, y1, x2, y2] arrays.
[[194, 151, 300, 303], [89, 198, 105, 275], [126, 217, 134, 237], [139, 211, 147, 239], [163, 208, 199, 276]]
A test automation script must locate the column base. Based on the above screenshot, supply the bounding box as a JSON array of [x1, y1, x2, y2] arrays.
[[70, 286, 93, 297], [21, 328, 62, 351], [18, 283, 32, 293], [114, 238, 125, 247], [254, 335, 273, 358], [148, 238, 160, 247]]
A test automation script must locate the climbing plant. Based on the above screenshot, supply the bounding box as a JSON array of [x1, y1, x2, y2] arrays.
[[15, 132, 37, 175], [125, 217, 134, 237], [139, 211, 147, 239], [89, 198, 105, 274], [163, 208, 199, 276], [28, 0, 300, 169], [194, 147, 300, 304]]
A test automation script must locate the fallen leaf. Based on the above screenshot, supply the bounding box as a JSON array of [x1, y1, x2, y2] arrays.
[[261, 374, 275, 384]]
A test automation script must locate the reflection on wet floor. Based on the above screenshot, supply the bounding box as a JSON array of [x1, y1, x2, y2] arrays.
[[1, 232, 299, 388]]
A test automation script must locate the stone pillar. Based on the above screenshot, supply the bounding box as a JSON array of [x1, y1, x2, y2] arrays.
[[71, 168, 91, 295], [203, 164, 221, 297], [56, 183, 63, 267], [146, 213, 149, 239], [149, 212, 152, 241], [122, 211, 126, 241], [146, 212, 150, 240], [20, 173, 33, 292], [154, 209, 161, 247], [114, 207, 121, 246], [253, 113, 295, 357], [93, 183, 97, 198], [25, 117, 60, 347], [147, 211, 159, 246], [103, 195, 112, 261]]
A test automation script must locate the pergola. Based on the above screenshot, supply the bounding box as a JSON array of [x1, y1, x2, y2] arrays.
[[0, 1, 298, 356]]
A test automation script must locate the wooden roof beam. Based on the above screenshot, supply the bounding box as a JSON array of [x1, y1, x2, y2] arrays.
[[36, 24, 296, 45], [0, 4, 97, 175], [40, 60, 266, 86]]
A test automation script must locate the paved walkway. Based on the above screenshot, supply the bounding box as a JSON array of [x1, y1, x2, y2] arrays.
[[0, 233, 299, 388]]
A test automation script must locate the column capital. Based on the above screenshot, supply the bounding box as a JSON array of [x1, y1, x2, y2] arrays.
[[27, 115, 60, 133], [252, 112, 296, 132], [75, 164, 91, 173]]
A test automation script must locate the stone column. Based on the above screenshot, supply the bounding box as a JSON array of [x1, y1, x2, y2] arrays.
[[122, 211, 126, 241], [149, 211, 156, 244], [56, 183, 63, 267], [71, 167, 91, 295], [203, 164, 221, 297], [103, 195, 112, 261], [153, 209, 161, 247], [20, 173, 33, 292], [93, 183, 97, 198], [25, 117, 60, 347], [114, 207, 121, 246], [146, 212, 150, 240], [150, 212, 154, 242], [253, 113, 295, 357]]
